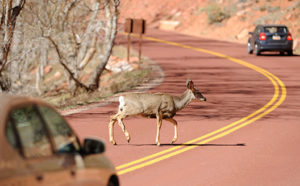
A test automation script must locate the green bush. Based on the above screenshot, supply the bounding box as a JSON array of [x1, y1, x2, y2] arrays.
[[205, 4, 231, 24]]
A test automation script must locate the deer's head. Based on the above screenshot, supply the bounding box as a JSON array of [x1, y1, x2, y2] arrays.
[[187, 80, 206, 102]]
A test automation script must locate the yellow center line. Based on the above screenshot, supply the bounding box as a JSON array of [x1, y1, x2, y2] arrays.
[[116, 35, 286, 175]]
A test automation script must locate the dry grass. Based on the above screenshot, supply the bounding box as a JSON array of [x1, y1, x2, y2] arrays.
[[43, 46, 153, 110]]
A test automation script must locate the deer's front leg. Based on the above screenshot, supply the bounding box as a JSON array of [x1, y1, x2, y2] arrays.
[[165, 118, 178, 144], [109, 115, 117, 145], [156, 114, 163, 146]]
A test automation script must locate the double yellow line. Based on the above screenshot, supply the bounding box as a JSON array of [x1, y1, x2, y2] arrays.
[[116, 35, 286, 175]]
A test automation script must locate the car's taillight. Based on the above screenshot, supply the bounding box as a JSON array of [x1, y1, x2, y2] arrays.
[[287, 33, 293, 41], [259, 32, 266, 40]]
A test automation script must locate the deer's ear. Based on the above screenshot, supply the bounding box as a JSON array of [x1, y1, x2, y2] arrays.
[[186, 80, 194, 89]]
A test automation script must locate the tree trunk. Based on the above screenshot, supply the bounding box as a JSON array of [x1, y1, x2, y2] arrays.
[[88, 0, 119, 91], [0, 0, 25, 91]]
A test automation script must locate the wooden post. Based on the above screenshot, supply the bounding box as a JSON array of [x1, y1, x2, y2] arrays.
[[132, 19, 145, 63], [125, 18, 133, 63], [127, 33, 131, 63], [124, 18, 146, 63], [138, 33, 142, 62]]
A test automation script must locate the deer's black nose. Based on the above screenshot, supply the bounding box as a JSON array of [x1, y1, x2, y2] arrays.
[[201, 97, 207, 102]]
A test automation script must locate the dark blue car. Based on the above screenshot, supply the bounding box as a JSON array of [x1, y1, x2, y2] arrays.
[[248, 25, 293, 56]]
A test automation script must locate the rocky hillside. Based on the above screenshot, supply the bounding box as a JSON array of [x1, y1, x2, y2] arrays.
[[119, 0, 300, 54]]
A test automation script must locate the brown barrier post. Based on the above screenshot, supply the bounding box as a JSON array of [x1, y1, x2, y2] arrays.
[[127, 33, 131, 63], [125, 18, 133, 62], [138, 33, 142, 62], [132, 19, 146, 62], [124, 18, 146, 63]]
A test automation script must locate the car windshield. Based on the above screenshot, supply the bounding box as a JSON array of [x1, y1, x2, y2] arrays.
[[6, 104, 81, 158], [264, 26, 287, 34], [37, 105, 81, 154], [10, 105, 53, 158]]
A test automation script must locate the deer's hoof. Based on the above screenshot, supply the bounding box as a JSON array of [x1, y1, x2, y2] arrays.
[[171, 138, 177, 144], [125, 132, 131, 143], [156, 142, 161, 146], [110, 140, 117, 145]]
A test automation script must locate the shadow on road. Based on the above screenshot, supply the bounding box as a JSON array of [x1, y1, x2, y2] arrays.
[[131, 143, 245, 147], [256, 53, 299, 57]]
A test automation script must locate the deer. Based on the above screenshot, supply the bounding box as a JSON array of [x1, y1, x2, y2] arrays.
[[108, 80, 206, 146]]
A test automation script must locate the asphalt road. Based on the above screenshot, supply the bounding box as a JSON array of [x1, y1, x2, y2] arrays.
[[65, 29, 300, 186]]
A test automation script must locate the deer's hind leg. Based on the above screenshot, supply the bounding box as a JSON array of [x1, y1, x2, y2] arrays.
[[109, 114, 118, 145], [155, 113, 163, 146], [117, 115, 131, 143], [109, 112, 131, 145]]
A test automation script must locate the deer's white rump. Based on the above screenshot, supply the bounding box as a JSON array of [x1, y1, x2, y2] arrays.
[[108, 80, 206, 146]]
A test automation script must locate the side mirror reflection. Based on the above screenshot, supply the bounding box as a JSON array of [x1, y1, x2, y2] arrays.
[[83, 137, 105, 155]]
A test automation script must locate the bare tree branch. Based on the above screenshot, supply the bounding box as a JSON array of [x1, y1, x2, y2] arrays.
[[1, 0, 119, 94], [45, 35, 89, 91]]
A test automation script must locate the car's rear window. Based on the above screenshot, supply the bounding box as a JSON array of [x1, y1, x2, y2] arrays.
[[264, 26, 287, 34]]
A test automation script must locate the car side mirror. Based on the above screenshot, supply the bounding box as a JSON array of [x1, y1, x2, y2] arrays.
[[249, 32, 253, 35], [83, 137, 105, 155]]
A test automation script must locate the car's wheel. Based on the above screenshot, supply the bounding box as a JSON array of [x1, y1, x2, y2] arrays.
[[247, 42, 253, 54], [254, 43, 261, 56], [108, 175, 119, 186], [287, 50, 293, 56]]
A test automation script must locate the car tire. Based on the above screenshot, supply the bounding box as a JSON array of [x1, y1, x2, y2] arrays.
[[287, 50, 293, 56], [247, 42, 253, 54], [254, 43, 261, 56], [108, 175, 119, 186]]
